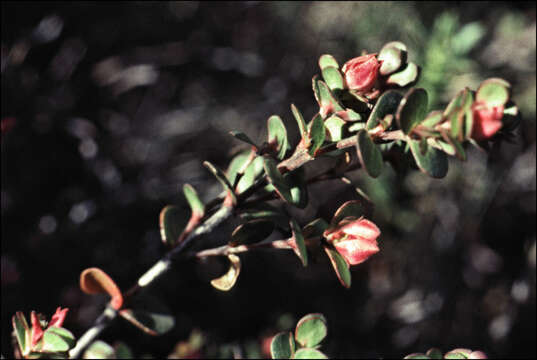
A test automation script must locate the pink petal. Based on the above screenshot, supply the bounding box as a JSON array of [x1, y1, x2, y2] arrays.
[[340, 218, 380, 240], [471, 102, 504, 140], [334, 237, 379, 265], [30, 311, 44, 348], [48, 307, 68, 328]]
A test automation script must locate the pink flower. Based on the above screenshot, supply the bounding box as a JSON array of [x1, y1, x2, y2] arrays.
[[471, 101, 504, 141], [30, 307, 69, 347], [342, 54, 381, 93], [323, 217, 380, 265]]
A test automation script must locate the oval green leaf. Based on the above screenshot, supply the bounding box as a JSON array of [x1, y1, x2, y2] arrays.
[[378, 46, 405, 76], [295, 313, 327, 348], [183, 184, 204, 217], [396, 88, 428, 134], [408, 139, 448, 178], [268, 115, 289, 160], [204, 161, 237, 204], [325, 115, 346, 142], [291, 104, 307, 138], [356, 130, 383, 178], [290, 219, 308, 267], [229, 220, 274, 247], [285, 167, 309, 209], [319, 54, 339, 70], [308, 114, 326, 156], [366, 90, 403, 130], [386, 62, 419, 87], [42, 327, 75, 353], [264, 156, 293, 203], [159, 205, 189, 247], [476, 78, 510, 107], [270, 332, 295, 359], [83, 340, 115, 359], [12, 312, 30, 355], [293, 348, 328, 359], [324, 246, 351, 288], [322, 66, 344, 91]]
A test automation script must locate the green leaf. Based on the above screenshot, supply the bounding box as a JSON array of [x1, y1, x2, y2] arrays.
[[324, 115, 346, 142], [476, 78, 510, 107], [444, 352, 468, 359], [204, 161, 237, 204], [159, 205, 188, 247], [264, 157, 293, 203], [322, 66, 344, 91], [366, 90, 403, 130], [378, 45, 405, 76], [12, 312, 30, 355], [421, 110, 444, 128], [268, 115, 290, 160], [312, 76, 344, 116], [408, 138, 448, 178], [285, 168, 309, 209], [291, 104, 308, 138], [290, 219, 308, 267], [331, 200, 370, 226], [302, 218, 329, 238], [271, 332, 295, 360], [226, 151, 252, 185], [318, 54, 339, 70], [183, 184, 204, 217], [308, 114, 326, 156], [356, 130, 383, 178], [295, 313, 327, 348], [119, 295, 175, 335], [229, 131, 258, 148], [443, 88, 473, 140], [83, 340, 115, 359], [42, 327, 75, 353], [338, 108, 362, 122], [115, 342, 134, 359], [210, 254, 241, 291], [293, 348, 328, 359], [229, 220, 274, 247], [324, 246, 351, 288], [239, 203, 288, 228], [236, 156, 264, 194], [386, 62, 419, 87], [381, 40, 407, 52], [396, 88, 428, 134]]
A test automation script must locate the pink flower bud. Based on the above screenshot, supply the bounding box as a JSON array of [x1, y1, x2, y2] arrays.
[[30, 311, 44, 348], [48, 307, 68, 328], [342, 54, 381, 93], [323, 218, 380, 265], [471, 101, 504, 141]]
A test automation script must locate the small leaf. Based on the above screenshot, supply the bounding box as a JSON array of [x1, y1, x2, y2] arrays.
[[444, 352, 467, 359], [396, 88, 428, 134], [312, 76, 344, 117], [119, 294, 175, 335], [210, 254, 241, 291], [308, 114, 326, 156], [386, 62, 419, 87], [381, 41, 407, 52], [293, 348, 328, 359], [226, 151, 252, 185], [42, 327, 75, 353], [268, 115, 290, 160], [421, 110, 444, 128], [404, 354, 431, 359], [80, 268, 123, 310], [229, 220, 274, 247], [324, 246, 351, 288], [12, 312, 30, 355], [264, 156, 293, 203], [337, 108, 362, 122], [239, 203, 288, 228], [183, 184, 204, 217], [324, 115, 346, 142], [408, 138, 448, 178], [331, 200, 370, 226], [159, 205, 188, 247], [229, 131, 258, 148], [356, 130, 383, 178], [290, 219, 308, 267], [366, 90, 403, 130], [285, 168, 309, 209], [236, 156, 264, 194], [322, 66, 344, 91], [476, 78, 510, 107], [204, 161, 237, 204], [83, 340, 115, 359], [443, 88, 473, 140], [270, 332, 295, 359], [302, 218, 329, 238], [291, 104, 308, 138], [295, 313, 327, 348], [319, 54, 339, 70], [378, 45, 405, 76]]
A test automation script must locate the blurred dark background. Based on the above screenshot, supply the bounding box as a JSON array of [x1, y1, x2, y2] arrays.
[[1, 2, 535, 358]]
